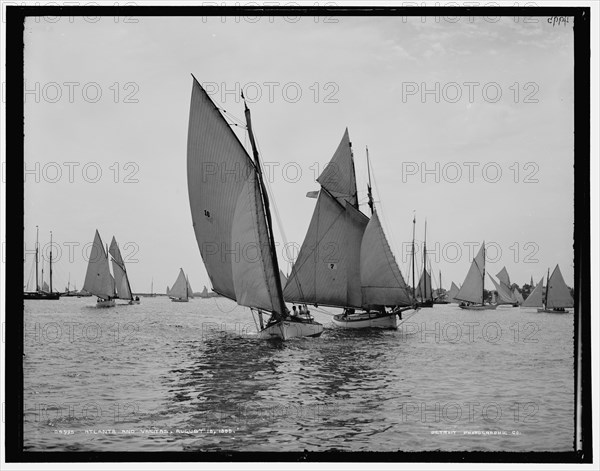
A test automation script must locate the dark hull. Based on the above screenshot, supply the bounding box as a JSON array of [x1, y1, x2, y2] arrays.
[[24, 291, 61, 300], [417, 300, 434, 308]]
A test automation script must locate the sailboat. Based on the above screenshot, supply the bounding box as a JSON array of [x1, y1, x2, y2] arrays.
[[82, 230, 116, 307], [522, 265, 573, 313], [455, 242, 498, 310], [198, 285, 219, 298], [186, 277, 195, 299], [186, 78, 322, 339], [415, 222, 434, 308], [24, 227, 61, 300], [446, 282, 460, 304], [489, 266, 519, 307], [284, 138, 414, 329], [109, 237, 139, 304], [169, 268, 190, 302], [433, 271, 449, 304], [147, 278, 156, 297]]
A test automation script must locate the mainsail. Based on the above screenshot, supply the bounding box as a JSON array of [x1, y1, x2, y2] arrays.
[[42, 281, 50, 292], [283, 190, 367, 307], [360, 210, 411, 306], [109, 237, 133, 300], [546, 265, 573, 308], [455, 244, 485, 304], [169, 269, 188, 300], [522, 277, 544, 307], [495, 267, 517, 303], [187, 77, 285, 317], [83, 230, 114, 299], [513, 287, 525, 304]]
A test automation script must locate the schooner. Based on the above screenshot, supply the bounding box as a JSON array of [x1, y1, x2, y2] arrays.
[[283, 133, 415, 329], [186, 76, 323, 339]]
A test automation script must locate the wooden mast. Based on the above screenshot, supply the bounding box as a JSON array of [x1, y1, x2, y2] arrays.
[[366, 146, 374, 216], [242, 93, 287, 319]]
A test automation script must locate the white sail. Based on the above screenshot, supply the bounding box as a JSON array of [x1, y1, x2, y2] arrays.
[[109, 237, 132, 300], [83, 230, 114, 299], [279, 270, 288, 288], [169, 269, 188, 300], [447, 282, 460, 303], [316, 128, 358, 207], [522, 277, 544, 307], [186, 277, 194, 298], [496, 267, 511, 287], [455, 244, 485, 304], [187, 78, 283, 315], [489, 274, 513, 304], [496, 267, 517, 302], [360, 210, 411, 307], [546, 265, 573, 308], [283, 190, 367, 308], [42, 281, 50, 292]]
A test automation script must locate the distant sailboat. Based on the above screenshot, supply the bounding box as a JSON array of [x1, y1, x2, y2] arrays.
[[186, 277, 194, 299], [433, 271, 449, 304], [169, 268, 190, 302], [523, 265, 573, 313], [82, 230, 116, 307], [23, 227, 61, 300], [198, 284, 219, 298], [446, 282, 460, 304], [109, 237, 139, 304], [455, 242, 498, 310], [416, 222, 434, 308], [147, 278, 156, 297], [489, 266, 519, 307], [284, 140, 413, 329], [187, 77, 323, 339]]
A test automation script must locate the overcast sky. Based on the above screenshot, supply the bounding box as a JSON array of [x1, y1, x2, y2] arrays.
[[23, 13, 575, 294]]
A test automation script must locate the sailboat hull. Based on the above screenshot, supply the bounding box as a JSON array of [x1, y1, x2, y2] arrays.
[[23, 291, 61, 300], [96, 298, 115, 308], [128, 299, 141, 305], [537, 308, 571, 313], [416, 300, 434, 308], [171, 297, 189, 302], [258, 319, 323, 340], [459, 303, 498, 311], [332, 311, 398, 329]]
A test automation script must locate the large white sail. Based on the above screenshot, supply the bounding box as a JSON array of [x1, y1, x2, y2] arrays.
[[316, 128, 358, 207], [83, 230, 114, 299], [187, 78, 283, 314], [447, 282, 460, 303], [283, 190, 367, 308], [546, 265, 574, 308], [169, 269, 188, 300], [496, 267, 517, 303], [455, 244, 485, 304], [522, 277, 544, 307], [360, 210, 411, 307], [109, 237, 132, 300]]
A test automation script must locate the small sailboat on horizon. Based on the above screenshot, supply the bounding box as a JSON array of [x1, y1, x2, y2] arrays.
[[169, 268, 190, 302], [109, 237, 140, 304], [23, 227, 61, 300], [521, 265, 573, 313], [455, 242, 498, 310], [82, 230, 116, 307], [489, 267, 520, 307]]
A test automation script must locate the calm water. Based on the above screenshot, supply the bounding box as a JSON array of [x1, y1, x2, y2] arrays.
[[23, 297, 574, 452]]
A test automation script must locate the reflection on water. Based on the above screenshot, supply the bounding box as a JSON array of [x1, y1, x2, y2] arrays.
[[23, 297, 574, 452]]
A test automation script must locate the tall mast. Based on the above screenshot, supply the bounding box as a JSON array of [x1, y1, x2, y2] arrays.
[[49, 231, 53, 293], [482, 242, 486, 305], [35, 225, 39, 291], [366, 146, 374, 216], [242, 93, 287, 319], [422, 220, 427, 300], [411, 214, 416, 302], [439, 270, 442, 293], [545, 267, 550, 308]]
